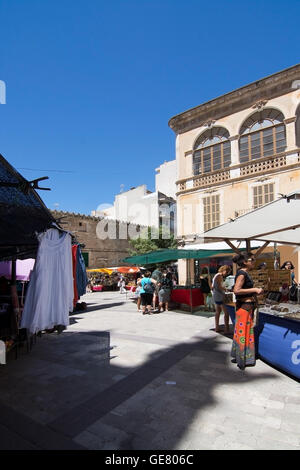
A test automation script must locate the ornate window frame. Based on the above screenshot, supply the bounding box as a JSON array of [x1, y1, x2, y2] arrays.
[[193, 127, 231, 176]]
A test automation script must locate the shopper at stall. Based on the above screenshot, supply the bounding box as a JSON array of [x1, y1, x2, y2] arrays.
[[280, 261, 298, 285], [136, 274, 143, 311], [212, 265, 231, 334], [151, 266, 163, 310], [138, 271, 158, 315], [231, 253, 263, 370], [199, 267, 212, 306], [157, 269, 173, 312]]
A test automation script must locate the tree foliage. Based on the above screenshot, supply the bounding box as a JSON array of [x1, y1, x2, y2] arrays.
[[128, 226, 177, 256]]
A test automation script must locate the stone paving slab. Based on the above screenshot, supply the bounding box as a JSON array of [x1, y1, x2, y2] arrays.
[[0, 291, 299, 450]]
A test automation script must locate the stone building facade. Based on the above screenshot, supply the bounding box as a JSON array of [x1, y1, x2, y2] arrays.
[[169, 64, 300, 283], [51, 211, 135, 268]]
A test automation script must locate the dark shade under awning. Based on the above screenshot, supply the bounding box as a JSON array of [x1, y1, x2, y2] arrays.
[[0, 154, 55, 260]]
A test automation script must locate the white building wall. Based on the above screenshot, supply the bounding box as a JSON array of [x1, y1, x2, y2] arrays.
[[94, 185, 160, 228], [155, 160, 177, 199]]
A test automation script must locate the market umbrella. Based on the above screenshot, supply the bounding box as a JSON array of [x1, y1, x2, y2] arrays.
[[122, 248, 237, 266], [199, 191, 300, 246], [86, 268, 114, 275], [116, 267, 140, 274]]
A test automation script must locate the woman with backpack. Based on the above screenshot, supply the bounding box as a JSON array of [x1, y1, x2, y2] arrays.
[[138, 271, 158, 315]]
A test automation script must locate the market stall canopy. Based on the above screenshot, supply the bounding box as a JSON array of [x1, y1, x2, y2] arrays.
[[200, 191, 300, 246], [86, 267, 140, 274], [0, 154, 56, 260], [0, 259, 35, 281], [123, 248, 239, 266], [182, 241, 264, 251], [86, 268, 114, 275], [116, 266, 140, 274]]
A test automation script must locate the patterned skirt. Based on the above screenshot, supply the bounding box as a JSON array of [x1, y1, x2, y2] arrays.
[[231, 303, 256, 369]]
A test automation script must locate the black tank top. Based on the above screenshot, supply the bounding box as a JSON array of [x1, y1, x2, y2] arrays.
[[235, 269, 254, 300]]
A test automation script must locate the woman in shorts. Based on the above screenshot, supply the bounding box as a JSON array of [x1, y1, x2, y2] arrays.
[[139, 271, 158, 315], [212, 265, 231, 334]]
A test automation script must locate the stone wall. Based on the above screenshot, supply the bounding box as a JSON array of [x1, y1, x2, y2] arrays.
[[51, 211, 138, 268]]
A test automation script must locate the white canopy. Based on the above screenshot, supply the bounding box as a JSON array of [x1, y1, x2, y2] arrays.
[[183, 241, 264, 250], [199, 191, 300, 247]]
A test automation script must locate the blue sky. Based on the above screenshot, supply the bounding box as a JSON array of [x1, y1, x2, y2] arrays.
[[0, 0, 299, 215]]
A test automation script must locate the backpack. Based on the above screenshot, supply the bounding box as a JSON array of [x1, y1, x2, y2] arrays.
[[143, 280, 154, 294]]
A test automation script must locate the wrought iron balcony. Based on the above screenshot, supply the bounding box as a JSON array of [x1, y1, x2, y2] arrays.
[[176, 150, 300, 195]]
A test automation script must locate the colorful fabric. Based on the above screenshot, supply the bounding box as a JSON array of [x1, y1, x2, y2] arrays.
[[72, 245, 79, 308], [231, 304, 256, 368], [76, 246, 88, 297]]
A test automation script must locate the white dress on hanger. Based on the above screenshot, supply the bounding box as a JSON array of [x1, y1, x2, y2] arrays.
[[21, 228, 74, 334]]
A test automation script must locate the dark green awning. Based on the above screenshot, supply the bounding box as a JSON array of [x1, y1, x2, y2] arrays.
[[122, 248, 236, 266]]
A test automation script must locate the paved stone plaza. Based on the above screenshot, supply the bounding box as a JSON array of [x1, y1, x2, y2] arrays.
[[0, 291, 299, 450]]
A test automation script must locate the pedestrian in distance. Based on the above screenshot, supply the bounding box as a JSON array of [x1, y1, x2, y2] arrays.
[[118, 276, 126, 294], [231, 253, 263, 370]]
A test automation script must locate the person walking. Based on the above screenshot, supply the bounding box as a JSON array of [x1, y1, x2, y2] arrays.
[[138, 271, 157, 315], [157, 269, 173, 312], [212, 265, 231, 334], [119, 276, 126, 294], [231, 253, 263, 370]]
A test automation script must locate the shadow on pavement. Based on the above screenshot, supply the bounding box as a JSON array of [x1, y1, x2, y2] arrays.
[[0, 316, 278, 450]]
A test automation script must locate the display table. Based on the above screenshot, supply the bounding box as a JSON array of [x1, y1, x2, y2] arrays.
[[92, 285, 104, 292], [225, 303, 236, 325], [171, 287, 204, 312], [225, 304, 300, 380], [256, 312, 300, 380], [125, 286, 136, 292]]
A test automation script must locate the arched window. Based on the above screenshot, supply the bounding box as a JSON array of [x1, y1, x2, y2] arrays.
[[193, 127, 231, 175], [239, 109, 286, 163]]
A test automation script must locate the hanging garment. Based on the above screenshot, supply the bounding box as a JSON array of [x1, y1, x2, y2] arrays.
[[72, 244, 79, 308], [76, 246, 88, 298], [20, 229, 74, 334]]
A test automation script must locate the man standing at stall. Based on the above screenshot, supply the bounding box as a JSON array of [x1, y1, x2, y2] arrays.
[[151, 266, 163, 311]]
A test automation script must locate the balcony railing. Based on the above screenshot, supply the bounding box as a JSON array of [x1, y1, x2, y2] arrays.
[[239, 154, 287, 177], [176, 150, 300, 194], [193, 169, 231, 189]]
